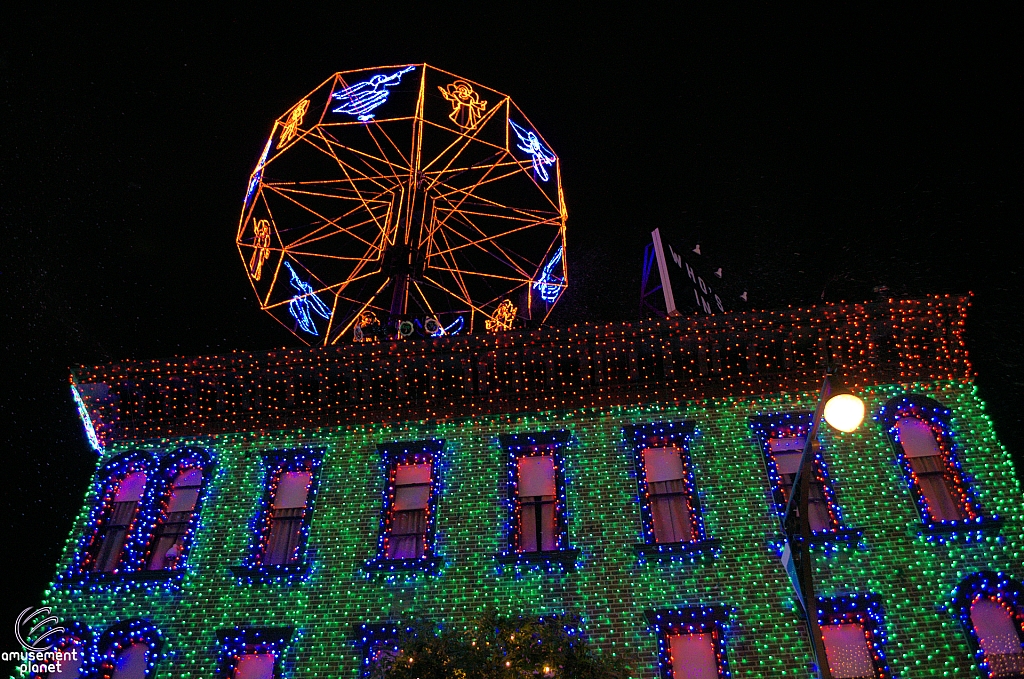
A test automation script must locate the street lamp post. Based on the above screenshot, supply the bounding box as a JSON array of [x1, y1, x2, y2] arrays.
[[781, 368, 865, 679]]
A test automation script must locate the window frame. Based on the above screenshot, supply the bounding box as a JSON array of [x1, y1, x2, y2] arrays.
[[498, 431, 578, 569], [646, 607, 732, 679], [73, 450, 159, 579], [366, 439, 444, 574], [629, 422, 719, 561], [216, 627, 294, 679], [141, 448, 213, 576], [353, 623, 403, 678], [816, 593, 892, 679], [69, 448, 215, 584], [750, 413, 852, 542], [952, 571, 1024, 679], [880, 394, 992, 533], [233, 449, 323, 581], [29, 621, 92, 679], [94, 619, 163, 679]]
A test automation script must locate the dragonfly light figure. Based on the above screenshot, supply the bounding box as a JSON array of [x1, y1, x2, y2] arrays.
[[509, 119, 556, 182], [284, 261, 331, 335], [331, 66, 416, 121]]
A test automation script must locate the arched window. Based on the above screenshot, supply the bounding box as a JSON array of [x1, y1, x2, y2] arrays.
[[880, 395, 983, 528], [109, 643, 149, 679], [971, 599, 1024, 676], [90, 469, 148, 573], [95, 620, 162, 679], [147, 468, 202, 570], [953, 572, 1024, 679]]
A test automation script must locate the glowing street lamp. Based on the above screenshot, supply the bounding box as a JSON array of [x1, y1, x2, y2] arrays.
[[823, 391, 866, 433], [781, 369, 865, 679]]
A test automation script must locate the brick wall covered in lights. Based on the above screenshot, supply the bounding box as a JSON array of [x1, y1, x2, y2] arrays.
[[43, 296, 1024, 678]]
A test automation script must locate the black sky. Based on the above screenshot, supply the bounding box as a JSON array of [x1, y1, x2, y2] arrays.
[[1, 5, 1020, 643]]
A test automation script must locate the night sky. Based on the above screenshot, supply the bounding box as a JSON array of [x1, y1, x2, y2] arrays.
[[1, 6, 1020, 645]]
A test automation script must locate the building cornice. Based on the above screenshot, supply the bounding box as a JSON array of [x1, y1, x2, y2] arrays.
[[70, 296, 971, 447]]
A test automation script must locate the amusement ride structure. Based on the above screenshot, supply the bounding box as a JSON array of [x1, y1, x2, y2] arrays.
[[236, 64, 568, 344]]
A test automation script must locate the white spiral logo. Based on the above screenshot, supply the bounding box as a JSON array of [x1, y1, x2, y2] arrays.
[[15, 607, 64, 652]]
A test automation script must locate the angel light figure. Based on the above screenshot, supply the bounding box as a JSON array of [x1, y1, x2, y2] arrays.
[[485, 300, 517, 332], [249, 219, 271, 281], [438, 80, 487, 130], [331, 66, 416, 121], [284, 261, 331, 336], [509, 119, 557, 182]]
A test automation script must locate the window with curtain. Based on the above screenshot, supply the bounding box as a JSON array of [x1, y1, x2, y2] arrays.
[[821, 623, 876, 679], [517, 454, 557, 552], [767, 436, 835, 533], [971, 598, 1024, 677], [667, 632, 720, 679], [642, 447, 694, 543], [371, 439, 443, 570], [231, 653, 276, 679], [147, 468, 203, 571], [647, 607, 730, 679], [815, 595, 892, 679], [897, 416, 965, 522], [264, 470, 312, 566], [93, 471, 147, 573], [881, 395, 985, 529], [750, 414, 845, 537], [385, 462, 432, 559], [499, 432, 574, 565], [629, 422, 711, 556], [217, 628, 293, 679]]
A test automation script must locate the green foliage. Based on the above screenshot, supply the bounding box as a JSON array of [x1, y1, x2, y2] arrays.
[[370, 611, 628, 679]]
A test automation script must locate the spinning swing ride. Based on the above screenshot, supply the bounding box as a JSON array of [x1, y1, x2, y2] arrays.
[[236, 64, 568, 345]]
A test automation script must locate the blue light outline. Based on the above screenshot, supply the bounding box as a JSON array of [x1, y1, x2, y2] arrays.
[[509, 119, 556, 182], [283, 261, 332, 336], [71, 383, 102, 452], [331, 66, 416, 121], [244, 135, 273, 210], [533, 246, 564, 303]]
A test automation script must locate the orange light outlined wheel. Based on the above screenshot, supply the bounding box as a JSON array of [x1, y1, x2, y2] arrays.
[[236, 64, 568, 344]]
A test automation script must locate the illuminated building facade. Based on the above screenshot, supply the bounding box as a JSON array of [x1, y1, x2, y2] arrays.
[[47, 295, 1024, 678]]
